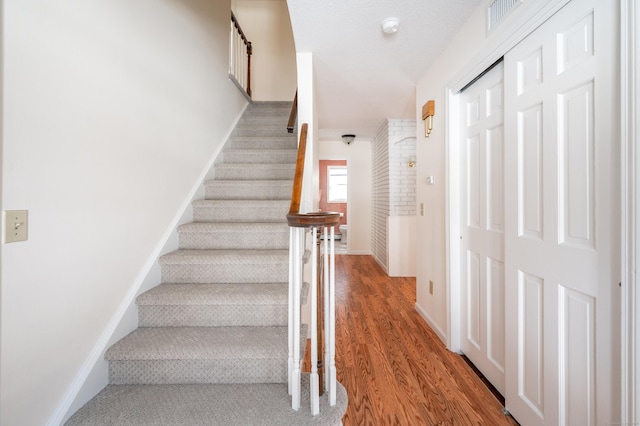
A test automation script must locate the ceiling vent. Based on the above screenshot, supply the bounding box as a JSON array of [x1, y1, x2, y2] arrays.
[[487, 0, 521, 31]]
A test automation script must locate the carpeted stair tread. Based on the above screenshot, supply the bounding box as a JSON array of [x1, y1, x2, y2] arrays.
[[214, 163, 296, 180], [192, 199, 289, 223], [105, 326, 287, 361], [192, 198, 291, 209], [178, 223, 289, 250], [204, 179, 293, 199], [65, 376, 348, 426], [247, 101, 292, 108], [137, 283, 287, 306], [227, 136, 297, 150], [159, 249, 288, 284], [137, 283, 288, 327], [223, 148, 297, 164], [159, 249, 288, 265], [177, 222, 288, 234], [233, 127, 293, 138]]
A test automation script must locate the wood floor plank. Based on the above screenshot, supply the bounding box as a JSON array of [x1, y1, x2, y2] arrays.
[[305, 255, 518, 425]]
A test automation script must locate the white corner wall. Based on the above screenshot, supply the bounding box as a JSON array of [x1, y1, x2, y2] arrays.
[[0, 1, 247, 425], [318, 139, 372, 255], [414, 3, 490, 340], [235, 0, 297, 101]]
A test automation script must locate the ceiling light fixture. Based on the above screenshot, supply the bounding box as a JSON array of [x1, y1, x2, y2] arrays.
[[381, 17, 399, 34], [342, 134, 355, 145]]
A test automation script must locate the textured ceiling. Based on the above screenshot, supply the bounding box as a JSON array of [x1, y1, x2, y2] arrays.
[[286, 0, 485, 140]]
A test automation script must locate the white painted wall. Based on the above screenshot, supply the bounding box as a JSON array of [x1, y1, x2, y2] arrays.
[[235, 0, 297, 101], [388, 216, 416, 277], [414, 3, 492, 340], [0, 1, 247, 425], [296, 52, 316, 214], [319, 139, 372, 255]]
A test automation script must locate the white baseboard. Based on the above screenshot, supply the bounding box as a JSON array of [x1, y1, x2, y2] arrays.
[[414, 302, 447, 345]]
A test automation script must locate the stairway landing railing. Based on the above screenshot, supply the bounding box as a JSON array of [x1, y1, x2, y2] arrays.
[[287, 90, 298, 133], [287, 122, 340, 415], [229, 12, 252, 98]]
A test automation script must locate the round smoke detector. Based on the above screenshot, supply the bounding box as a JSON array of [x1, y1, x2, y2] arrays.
[[381, 17, 399, 34]]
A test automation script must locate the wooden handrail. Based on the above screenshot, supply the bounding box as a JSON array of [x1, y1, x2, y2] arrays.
[[288, 122, 307, 216], [287, 123, 341, 228], [231, 12, 249, 45], [287, 91, 298, 133]]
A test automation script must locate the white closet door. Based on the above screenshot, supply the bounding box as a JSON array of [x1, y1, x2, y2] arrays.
[[460, 62, 505, 395], [503, 0, 617, 424]]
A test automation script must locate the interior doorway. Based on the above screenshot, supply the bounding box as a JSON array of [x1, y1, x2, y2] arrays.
[[319, 160, 348, 254]]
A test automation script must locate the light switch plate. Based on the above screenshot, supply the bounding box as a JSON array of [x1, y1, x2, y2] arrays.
[[4, 210, 28, 243]]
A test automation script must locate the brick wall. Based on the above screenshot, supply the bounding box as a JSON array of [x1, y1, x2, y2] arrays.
[[389, 119, 417, 216], [371, 121, 390, 269], [371, 119, 417, 271]]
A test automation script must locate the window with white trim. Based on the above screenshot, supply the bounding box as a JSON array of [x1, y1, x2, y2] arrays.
[[327, 166, 347, 203]]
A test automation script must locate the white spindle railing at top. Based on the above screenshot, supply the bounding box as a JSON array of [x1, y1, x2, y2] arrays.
[[286, 123, 340, 415], [229, 12, 252, 98]]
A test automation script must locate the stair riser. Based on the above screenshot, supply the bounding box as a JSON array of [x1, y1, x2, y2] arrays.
[[138, 305, 287, 327], [193, 204, 288, 223], [178, 231, 288, 250], [205, 182, 292, 200], [233, 126, 293, 138], [243, 107, 291, 118], [215, 165, 295, 180], [161, 262, 288, 284], [238, 117, 292, 127], [223, 151, 297, 164], [109, 359, 286, 385], [227, 137, 297, 150]]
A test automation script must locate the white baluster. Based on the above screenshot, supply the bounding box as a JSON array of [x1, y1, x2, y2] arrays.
[[291, 227, 302, 410], [287, 227, 294, 395], [323, 226, 330, 393], [328, 226, 337, 406], [310, 227, 319, 415]]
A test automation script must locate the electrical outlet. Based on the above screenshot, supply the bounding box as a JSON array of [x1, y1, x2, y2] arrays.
[[4, 210, 28, 243], [429, 280, 434, 295], [420, 203, 424, 216]]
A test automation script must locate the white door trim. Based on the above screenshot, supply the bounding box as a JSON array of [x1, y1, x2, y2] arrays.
[[444, 0, 572, 352], [621, 0, 639, 422]]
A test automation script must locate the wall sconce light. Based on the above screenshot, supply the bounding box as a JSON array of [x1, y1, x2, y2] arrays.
[[342, 134, 355, 145], [407, 158, 416, 168], [422, 100, 435, 137]]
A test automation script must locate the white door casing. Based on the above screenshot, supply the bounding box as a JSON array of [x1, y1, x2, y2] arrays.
[[503, 0, 618, 424], [459, 62, 506, 395], [621, 1, 640, 423]]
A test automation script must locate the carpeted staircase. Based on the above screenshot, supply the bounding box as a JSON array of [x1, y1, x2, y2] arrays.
[[65, 102, 347, 425]]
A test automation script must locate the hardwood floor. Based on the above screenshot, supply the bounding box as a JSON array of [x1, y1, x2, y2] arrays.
[[308, 255, 519, 426]]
